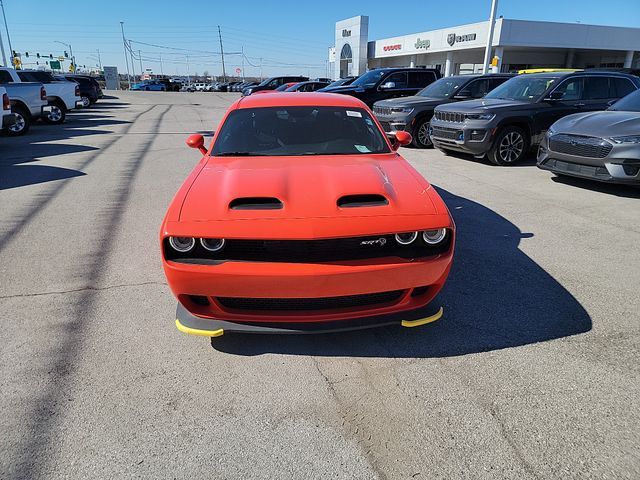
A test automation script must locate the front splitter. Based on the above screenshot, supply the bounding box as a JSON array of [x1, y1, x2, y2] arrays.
[[175, 302, 443, 337]]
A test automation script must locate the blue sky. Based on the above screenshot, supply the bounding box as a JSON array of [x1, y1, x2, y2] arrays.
[[2, 0, 639, 78]]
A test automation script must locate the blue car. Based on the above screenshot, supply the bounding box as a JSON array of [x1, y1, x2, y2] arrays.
[[131, 80, 166, 91]]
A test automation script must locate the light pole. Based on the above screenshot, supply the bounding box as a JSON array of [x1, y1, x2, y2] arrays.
[[482, 0, 499, 74], [120, 22, 131, 88], [54, 40, 75, 72], [0, 19, 6, 66], [0, 0, 14, 67]]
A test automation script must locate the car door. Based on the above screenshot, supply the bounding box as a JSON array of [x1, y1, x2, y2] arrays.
[[581, 76, 614, 111], [538, 77, 585, 128]]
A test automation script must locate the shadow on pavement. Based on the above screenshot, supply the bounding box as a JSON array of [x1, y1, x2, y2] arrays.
[[551, 175, 640, 198], [437, 148, 538, 167], [211, 187, 592, 357], [0, 164, 86, 190]]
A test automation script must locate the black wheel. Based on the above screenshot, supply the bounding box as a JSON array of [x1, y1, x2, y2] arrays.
[[43, 102, 66, 125], [488, 126, 529, 166], [6, 105, 31, 136], [412, 118, 433, 148], [80, 96, 91, 108]]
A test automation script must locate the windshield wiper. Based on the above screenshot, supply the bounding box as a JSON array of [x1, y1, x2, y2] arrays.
[[214, 152, 270, 157]]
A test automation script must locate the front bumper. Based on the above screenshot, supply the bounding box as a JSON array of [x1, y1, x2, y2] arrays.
[[429, 119, 493, 156], [175, 301, 444, 336], [537, 134, 640, 185], [2, 113, 16, 128]]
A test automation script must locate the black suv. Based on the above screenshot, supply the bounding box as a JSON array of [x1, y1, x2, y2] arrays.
[[373, 73, 513, 148], [242, 76, 309, 96], [320, 68, 441, 108], [430, 71, 640, 165], [57, 74, 103, 106]]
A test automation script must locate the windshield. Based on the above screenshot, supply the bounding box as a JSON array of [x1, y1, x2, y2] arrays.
[[327, 78, 353, 88], [350, 70, 387, 88], [485, 76, 556, 102], [212, 106, 390, 156], [608, 89, 640, 111], [418, 77, 466, 98], [18, 71, 54, 83]]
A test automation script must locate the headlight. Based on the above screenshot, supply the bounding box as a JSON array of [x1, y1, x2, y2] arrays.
[[391, 107, 414, 114], [395, 232, 418, 245], [422, 228, 447, 245], [169, 236, 195, 252], [465, 113, 495, 121], [200, 238, 225, 252], [547, 126, 556, 136], [610, 135, 640, 144]]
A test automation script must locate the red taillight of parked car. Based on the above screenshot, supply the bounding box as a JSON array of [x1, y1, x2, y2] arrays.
[[40, 86, 47, 100], [2, 93, 9, 111], [75, 85, 80, 97]]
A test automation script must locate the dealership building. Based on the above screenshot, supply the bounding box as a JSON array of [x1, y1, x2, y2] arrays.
[[329, 15, 640, 79]]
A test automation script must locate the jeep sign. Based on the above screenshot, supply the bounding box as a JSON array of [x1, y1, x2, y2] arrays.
[[414, 38, 430, 50]]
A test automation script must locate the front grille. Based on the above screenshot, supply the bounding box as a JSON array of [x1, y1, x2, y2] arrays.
[[431, 126, 462, 141], [373, 106, 392, 116], [549, 134, 613, 158], [164, 232, 452, 264], [217, 290, 404, 312], [434, 111, 465, 123], [378, 121, 392, 132]]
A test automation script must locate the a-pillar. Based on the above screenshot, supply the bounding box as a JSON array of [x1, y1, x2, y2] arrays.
[[444, 51, 454, 76], [624, 50, 635, 68]]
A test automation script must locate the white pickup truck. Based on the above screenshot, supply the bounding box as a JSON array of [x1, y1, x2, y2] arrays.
[[1, 68, 82, 125], [1, 86, 16, 132], [0, 68, 51, 136]]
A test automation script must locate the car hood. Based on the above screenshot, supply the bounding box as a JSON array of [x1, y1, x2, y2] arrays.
[[375, 96, 446, 108], [552, 110, 640, 137], [436, 98, 531, 113], [180, 154, 439, 222]]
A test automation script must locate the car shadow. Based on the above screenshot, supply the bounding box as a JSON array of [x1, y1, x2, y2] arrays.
[[551, 175, 640, 198], [211, 187, 592, 357], [0, 164, 86, 190], [437, 148, 538, 167]]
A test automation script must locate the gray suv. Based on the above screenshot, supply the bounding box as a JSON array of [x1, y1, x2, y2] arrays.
[[537, 88, 640, 185], [430, 71, 640, 165], [373, 74, 513, 148]]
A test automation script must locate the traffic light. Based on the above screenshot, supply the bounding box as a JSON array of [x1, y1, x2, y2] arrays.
[[49, 53, 53, 59], [25, 52, 29, 58], [36, 53, 40, 59], [64, 51, 69, 58]]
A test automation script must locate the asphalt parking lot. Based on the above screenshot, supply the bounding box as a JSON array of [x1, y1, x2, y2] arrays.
[[1, 91, 639, 479]]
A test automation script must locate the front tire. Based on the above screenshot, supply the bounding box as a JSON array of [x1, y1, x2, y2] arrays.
[[43, 102, 66, 125], [412, 118, 433, 148], [488, 126, 528, 166], [6, 105, 31, 136], [80, 96, 91, 108]]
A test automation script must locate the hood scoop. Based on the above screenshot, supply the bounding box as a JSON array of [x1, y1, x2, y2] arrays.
[[229, 197, 283, 210], [337, 194, 389, 208]]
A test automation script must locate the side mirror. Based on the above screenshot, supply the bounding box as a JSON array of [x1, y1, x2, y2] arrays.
[[186, 134, 207, 155], [544, 91, 564, 102], [380, 81, 396, 90], [453, 90, 472, 100], [388, 131, 412, 150]]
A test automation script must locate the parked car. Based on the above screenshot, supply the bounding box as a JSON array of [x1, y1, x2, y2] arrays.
[[430, 71, 640, 165], [373, 74, 514, 148], [14, 69, 82, 124], [1, 86, 16, 132], [320, 68, 441, 108], [537, 88, 640, 185], [192, 83, 208, 91], [131, 80, 167, 91], [0, 68, 50, 136], [253, 82, 298, 94], [157, 78, 182, 91], [180, 83, 196, 92], [56, 74, 103, 107], [284, 81, 331, 92], [242, 76, 309, 96], [320, 76, 357, 90], [162, 93, 454, 336]]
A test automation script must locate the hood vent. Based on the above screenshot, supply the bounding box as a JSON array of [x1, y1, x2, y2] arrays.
[[229, 197, 283, 210], [337, 194, 389, 208]]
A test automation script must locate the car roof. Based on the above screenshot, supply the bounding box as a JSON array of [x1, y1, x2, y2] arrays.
[[522, 71, 636, 79], [235, 92, 367, 109]]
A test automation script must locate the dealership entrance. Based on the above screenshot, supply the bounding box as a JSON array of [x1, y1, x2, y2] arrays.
[[340, 44, 352, 78]]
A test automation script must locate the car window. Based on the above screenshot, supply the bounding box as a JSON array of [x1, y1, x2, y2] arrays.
[[552, 78, 583, 101], [488, 77, 510, 91], [0, 70, 14, 83], [485, 76, 556, 102], [584, 77, 610, 99], [611, 77, 636, 98], [408, 71, 436, 88], [212, 106, 390, 156], [465, 79, 490, 98], [384, 72, 408, 89]]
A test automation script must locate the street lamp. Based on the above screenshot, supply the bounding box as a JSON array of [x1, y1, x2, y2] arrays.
[[0, 0, 14, 67], [54, 40, 75, 72], [482, 0, 499, 74]]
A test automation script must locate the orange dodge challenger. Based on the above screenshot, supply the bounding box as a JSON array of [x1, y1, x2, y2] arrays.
[[160, 92, 455, 337]]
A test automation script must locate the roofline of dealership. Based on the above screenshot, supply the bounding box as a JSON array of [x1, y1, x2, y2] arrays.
[[330, 16, 640, 78]]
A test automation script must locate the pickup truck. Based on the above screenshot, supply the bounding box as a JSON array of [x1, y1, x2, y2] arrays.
[[1, 86, 16, 132], [0, 68, 50, 136], [15, 69, 82, 124]]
